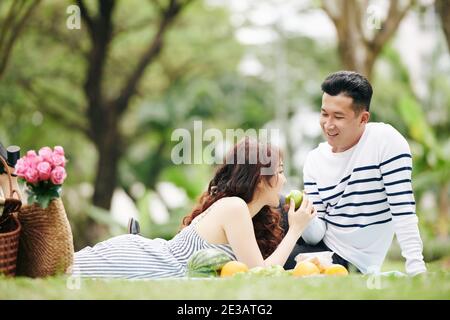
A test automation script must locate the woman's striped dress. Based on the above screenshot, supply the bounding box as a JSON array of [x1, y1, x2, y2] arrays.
[[72, 213, 236, 279]]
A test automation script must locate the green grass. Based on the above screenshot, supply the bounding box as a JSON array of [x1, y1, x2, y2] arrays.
[[1, 272, 449, 300], [1, 260, 449, 300]]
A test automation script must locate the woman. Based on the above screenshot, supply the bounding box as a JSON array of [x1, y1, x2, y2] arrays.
[[72, 138, 316, 278]]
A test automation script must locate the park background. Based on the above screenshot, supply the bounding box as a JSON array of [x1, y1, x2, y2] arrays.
[[0, 0, 449, 299]]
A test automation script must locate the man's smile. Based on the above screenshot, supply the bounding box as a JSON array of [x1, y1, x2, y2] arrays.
[[326, 132, 339, 137]]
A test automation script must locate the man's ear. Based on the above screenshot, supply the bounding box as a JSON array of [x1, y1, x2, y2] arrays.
[[360, 111, 370, 124]]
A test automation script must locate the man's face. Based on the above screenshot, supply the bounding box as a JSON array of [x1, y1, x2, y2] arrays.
[[320, 93, 369, 153]]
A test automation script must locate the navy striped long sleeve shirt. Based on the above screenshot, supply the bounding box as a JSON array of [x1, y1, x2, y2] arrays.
[[301, 122, 426, 275]]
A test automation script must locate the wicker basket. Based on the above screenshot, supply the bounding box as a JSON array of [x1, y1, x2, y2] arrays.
[[0, 214, 21, 276], [0, 156, 22, 277], [16, 198, 74, 278]]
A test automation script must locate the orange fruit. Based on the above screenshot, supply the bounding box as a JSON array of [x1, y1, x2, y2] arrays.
[[292, 261, 320, 277], [323, 264, 348, 276], [220, 261, 249, 277], [308, 257, 327, 273]]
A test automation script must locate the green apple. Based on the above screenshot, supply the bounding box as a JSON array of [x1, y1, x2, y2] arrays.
[[285, 189, 303, 210]]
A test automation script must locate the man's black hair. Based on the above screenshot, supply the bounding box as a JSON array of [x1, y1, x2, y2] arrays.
[[321, 71, 373, 112]]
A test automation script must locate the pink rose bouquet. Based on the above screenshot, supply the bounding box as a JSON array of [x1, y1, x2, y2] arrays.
[[15, 146, 67, 208]]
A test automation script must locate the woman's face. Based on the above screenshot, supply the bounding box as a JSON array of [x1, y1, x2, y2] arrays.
[[260, 161, 286, 207]]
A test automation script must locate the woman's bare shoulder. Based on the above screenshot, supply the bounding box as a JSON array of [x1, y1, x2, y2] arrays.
[[216, 196, 248, 209], [195, 196, 250, 237], [211, 197, 250, 219]]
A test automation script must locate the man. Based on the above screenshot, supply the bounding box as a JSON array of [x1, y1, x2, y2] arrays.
[[282, 71, 427, 276]]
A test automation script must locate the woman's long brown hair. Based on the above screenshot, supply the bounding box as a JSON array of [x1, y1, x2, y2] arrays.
[[181, 137, 284, 258]]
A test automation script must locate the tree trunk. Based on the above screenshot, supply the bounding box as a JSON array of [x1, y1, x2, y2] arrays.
[[337, 37, 377, 80], [322, 0, 413, 80], [85, 110, 121, 243], [334, 0, 372, 78], [436, 0, 450, 53], [92, 125, 120, 210], [75, 0, 192, 243], [77, 0, 189, 215], [87, 136, 120, 243]]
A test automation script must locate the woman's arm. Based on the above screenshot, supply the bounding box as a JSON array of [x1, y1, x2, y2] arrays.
[[221, 196, 316, 268]]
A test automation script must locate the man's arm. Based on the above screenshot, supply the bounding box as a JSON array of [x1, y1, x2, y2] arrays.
[[381, 126, 427, 275]]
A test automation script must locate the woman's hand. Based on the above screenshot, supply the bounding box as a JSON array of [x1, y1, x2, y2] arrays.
[[287, 193, 316, 235]]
